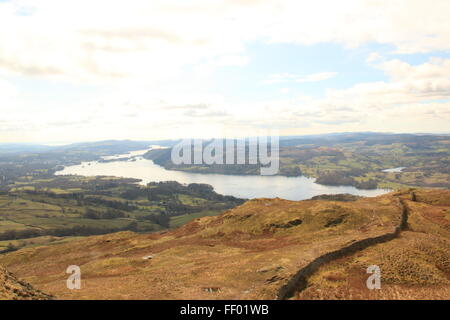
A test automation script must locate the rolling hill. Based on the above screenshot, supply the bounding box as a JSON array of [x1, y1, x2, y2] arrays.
[[0, 188, 448, 300]]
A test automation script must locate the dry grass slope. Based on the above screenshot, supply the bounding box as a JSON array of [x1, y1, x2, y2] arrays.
[[295, 189, 449, 300], [0, 266, 52, 300], [0, 189, 448, 300]]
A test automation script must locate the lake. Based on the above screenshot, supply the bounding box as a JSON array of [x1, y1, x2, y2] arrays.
[[56, 149, 390, 201]]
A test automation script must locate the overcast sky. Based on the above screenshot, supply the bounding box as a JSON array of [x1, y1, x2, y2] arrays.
[[1, 0, 449, 143]]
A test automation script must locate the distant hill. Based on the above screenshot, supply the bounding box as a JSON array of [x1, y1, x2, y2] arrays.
[[0, 139, 177, 155], [0, 143, 55, 154], [1, 188, 448, 300], [144, 133, 450, 189], [54, 139, 175, 154]]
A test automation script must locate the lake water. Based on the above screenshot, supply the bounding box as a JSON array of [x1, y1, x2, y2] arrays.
[[56, 149, 390, 201]]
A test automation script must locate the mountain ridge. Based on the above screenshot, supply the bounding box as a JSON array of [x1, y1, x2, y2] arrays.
[[0, 188, 448, 300]]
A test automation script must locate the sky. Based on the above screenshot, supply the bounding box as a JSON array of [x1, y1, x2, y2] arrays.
[[0, 0, 449, 144]]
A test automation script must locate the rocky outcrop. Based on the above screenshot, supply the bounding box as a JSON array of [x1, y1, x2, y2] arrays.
[[0, 266, 52, 300]]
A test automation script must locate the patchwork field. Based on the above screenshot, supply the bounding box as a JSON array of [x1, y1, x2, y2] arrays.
[[0, 176, 243, 252]]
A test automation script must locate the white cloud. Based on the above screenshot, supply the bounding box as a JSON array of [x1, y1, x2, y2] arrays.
[[264, 72, 337, 84], [1, 0, 450, 142], [263, 0, 450, 54], [1, 0, 450, 84], [231, 57, 450, 133], [0, 79, 17, 98], [367, 52, 383, 63], [0, 0, 256, 84], [323, 58, 450, 106], [4, 57, 450, 141], [380, 57, 450, 81], [0, 78, 19, 113]]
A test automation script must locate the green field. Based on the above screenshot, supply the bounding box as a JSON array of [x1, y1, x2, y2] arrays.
[[0, 176, 244, 252], [169, 210, 224, 228]]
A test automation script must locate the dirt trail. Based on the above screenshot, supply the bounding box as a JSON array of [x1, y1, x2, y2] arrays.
[[276, 191, 414, 300]]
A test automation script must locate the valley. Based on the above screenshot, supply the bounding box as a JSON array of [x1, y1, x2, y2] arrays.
[[0, 176, 243, 253], [0, 136, 448, 300]]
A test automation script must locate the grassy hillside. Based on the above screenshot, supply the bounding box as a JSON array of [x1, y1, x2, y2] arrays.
[[295, 189, 450, 299], [0, 176, 244, 252], [1, 188, 447, 300]]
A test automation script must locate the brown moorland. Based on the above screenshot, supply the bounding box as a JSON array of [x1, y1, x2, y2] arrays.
[[0, 189, 448, 300], [295, 189, 449, 299], [0, 265, 51, 300]]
